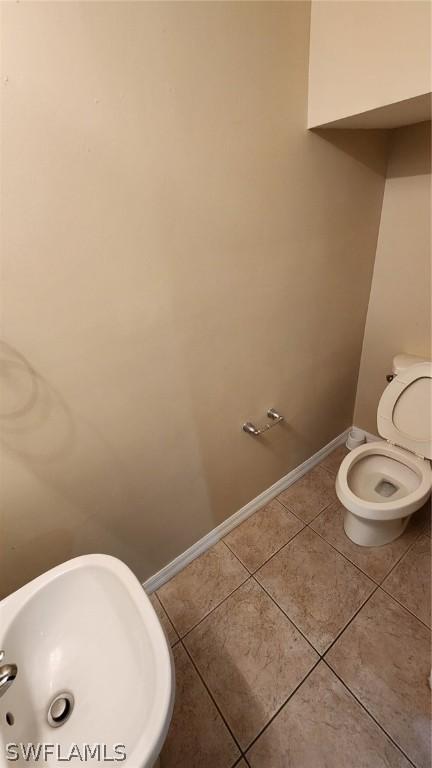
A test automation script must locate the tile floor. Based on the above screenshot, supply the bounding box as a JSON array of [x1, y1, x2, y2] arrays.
[[154, 444, 431, 768]]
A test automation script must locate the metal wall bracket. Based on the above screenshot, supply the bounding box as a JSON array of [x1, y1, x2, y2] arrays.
[[242, 408, 284, 436]]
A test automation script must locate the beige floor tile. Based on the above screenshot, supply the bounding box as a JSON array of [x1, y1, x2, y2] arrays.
[[224, 499, 304, 572], [319, 444, 349, 476], [277, 465, 337, 523], [326, 589, 431, 768], [247, 662, 411, 768], [160, 643, 240, 768], [382, 534, 431, 626], [157, 541, 248, 636], [184, 579, 318, 750], [256, 527, 374, 653], [311, 501, 428, 583], [149, 594, 179, 646]]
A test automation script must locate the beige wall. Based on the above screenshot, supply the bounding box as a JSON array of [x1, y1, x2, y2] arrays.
[[308, 1, 431, 128], [1, 1, 389, 597], [354, 121, 431, 434]]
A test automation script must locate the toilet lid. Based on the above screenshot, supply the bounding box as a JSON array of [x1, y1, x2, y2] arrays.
[[377, 361, 432, 459]]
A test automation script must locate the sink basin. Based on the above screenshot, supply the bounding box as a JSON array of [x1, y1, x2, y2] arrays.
[[0, 555, 174, 767]]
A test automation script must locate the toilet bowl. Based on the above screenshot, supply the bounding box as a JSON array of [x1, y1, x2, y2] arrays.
[[336, 359, 432, 547], [336, 441, 431, 546]]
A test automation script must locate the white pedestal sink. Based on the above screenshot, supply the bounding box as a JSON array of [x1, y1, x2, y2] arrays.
[[0, 555, 174, 767]]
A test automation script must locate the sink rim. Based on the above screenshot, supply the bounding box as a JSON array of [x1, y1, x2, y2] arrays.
[[0, 554, 174, 767]]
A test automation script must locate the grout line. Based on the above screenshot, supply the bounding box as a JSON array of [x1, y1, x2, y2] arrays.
[[180, 639, 244, 757], [251, 574, 320, 657], [378, 526, 432, 631], [144, 429, 350, 594], [177, 572, 251, 642], [164, 511, 331, 643], [380, 525, 428, 585], [322, 583, 380, 658], [222, 538, 254, 574], [223, 520, 306, 577], [307, 505, 430, 587], [375, 529, 430, 586], [183, 615, 309, 767], [157, 458, 339, 637], [163, 498, 337, 643], [276, 462, 339, 521], [319, 466, 340, 479], [241, 499, 383, 660], [166, 540, 319, 758], [378, 584, 431, 631], [158, 539, 249, 640], [246, 493, 401, 662], [176, 554, 323, 758], [246, 495, 429, 663], [165, 480, 427, 766], [254, 565, 379, 664], [162, 465, 426, 647], [164, 459, 429, 765], [164, 465, 385, 650], [242, 657, 322, 756], [152, 592, 179, 642], [275, 494, 326, 526], [311, 519, 432, 657], [172, 525, 379, 670], [322, 659, 418, 768], [173, 576, 427, 768], [308, 517, 382, 586]]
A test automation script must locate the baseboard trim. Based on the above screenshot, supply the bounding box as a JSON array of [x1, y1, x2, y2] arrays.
[[143, 426, 351, 594]]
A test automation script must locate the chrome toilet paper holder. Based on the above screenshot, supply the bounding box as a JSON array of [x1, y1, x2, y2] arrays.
[[242, 408, 284, 436]]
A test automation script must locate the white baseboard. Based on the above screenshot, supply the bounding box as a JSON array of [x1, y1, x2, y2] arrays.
[[143, 426, 351, 594]]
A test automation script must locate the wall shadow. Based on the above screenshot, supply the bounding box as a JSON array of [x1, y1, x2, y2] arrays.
[[0, 341, 158, 595], [311, 127, 390, 177]]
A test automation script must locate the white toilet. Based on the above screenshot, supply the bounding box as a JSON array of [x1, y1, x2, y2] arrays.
[[336, 355, 432, 547]]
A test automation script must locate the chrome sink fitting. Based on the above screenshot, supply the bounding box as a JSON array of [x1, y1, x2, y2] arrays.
[[0, 651, 18, 699]]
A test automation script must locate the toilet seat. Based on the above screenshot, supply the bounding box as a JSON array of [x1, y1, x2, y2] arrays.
[[336, 441, 432, 521], [377, 361, 432, 459]]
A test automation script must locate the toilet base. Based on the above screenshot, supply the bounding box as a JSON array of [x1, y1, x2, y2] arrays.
[[343, 508, 411, 547]]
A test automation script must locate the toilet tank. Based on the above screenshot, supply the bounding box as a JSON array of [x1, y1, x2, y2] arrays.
[[392, 353, 429, 377]]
